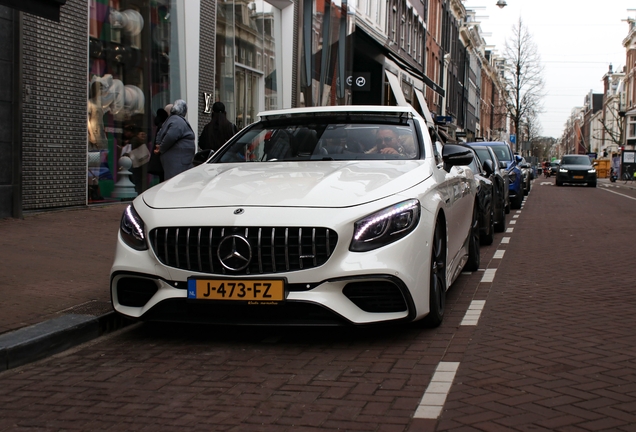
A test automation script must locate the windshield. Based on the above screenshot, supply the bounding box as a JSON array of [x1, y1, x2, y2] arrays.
[[487, 145, 512, 163], [561, 155, 591, 165], [214, 120, 420, 162]]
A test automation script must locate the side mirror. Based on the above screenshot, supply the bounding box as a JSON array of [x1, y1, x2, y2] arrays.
[[193, 149, 214, 167], [442, 144, 473, 170], [482, 159, 495, 176]]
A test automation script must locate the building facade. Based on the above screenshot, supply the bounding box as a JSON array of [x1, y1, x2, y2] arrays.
[[1, 0, 509, 218]]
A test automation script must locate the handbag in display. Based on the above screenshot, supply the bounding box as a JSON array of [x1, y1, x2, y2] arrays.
[[128, 144, 151, 168]]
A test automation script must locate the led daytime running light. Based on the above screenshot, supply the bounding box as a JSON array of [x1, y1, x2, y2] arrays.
[[355, 200, 418, 241], [125, 205, 145, 241]]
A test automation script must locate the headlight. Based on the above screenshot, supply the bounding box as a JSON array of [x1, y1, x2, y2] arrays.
[[350, 199, 421, 252], [560, 168, 568, 173], [120, 205, 148, 251], [588, 169, 596, 173]]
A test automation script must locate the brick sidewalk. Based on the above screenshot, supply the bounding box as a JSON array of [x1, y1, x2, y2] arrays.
[[0, 203, 127, 336]]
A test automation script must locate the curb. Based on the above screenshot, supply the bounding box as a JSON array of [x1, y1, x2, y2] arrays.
[[0, 312, 132, 371]]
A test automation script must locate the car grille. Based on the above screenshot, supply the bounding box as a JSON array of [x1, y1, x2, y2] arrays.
[[149, 226, 338, 275]]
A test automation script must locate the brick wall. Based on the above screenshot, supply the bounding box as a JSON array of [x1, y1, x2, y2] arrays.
[[0, 7, 15, 217], [198, 0, 216, 137], [21, 0, 87, 210]]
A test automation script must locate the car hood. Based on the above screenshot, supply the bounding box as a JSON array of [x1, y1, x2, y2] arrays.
[[142, 161, 432, 209]]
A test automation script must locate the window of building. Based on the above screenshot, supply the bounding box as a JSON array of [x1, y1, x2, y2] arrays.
[[628, 115, 636, 139]]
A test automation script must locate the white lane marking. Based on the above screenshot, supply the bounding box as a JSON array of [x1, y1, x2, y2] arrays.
[[493, 250, 505, 259], [598, 188, 636, 201], [506, 227, 514, 233], [513, 214, 520, 218], [509, 220, 517, 225], [501, 237, 510, 244], [516, 210, 522, 214], [481, 269, 496, 283], [461, 300, 486, 326], [414, 362, 460, 419], [540, 182, 552, 185]]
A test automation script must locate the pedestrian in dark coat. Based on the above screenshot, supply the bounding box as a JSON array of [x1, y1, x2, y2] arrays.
[[155, 100, 195, 180], [198, 101, 238, 151]]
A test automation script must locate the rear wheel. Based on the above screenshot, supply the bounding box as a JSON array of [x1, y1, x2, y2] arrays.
[[422, 221, 446, 328], [464, 203, 480, 272], [511, 192, 524, 209], [481, 207, 494, 245], [495, 199, 506, 233]]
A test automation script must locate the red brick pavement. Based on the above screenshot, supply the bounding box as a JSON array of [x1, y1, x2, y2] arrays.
[[1, 180, 636, 431], [0, 203, 127, 335], [431, 180, 636, 431]]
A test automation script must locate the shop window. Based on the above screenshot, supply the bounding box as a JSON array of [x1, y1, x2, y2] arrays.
[[88, 0, 185, 203]]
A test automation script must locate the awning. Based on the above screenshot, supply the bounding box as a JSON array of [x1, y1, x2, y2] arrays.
[[0, 0, 66, 21], [413, 88, 435, 127], [385, 70, 408, 107]]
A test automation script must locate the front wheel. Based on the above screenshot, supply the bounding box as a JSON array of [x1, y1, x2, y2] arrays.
[[481, 207, 494, 246], [422, 221, 446, 328]]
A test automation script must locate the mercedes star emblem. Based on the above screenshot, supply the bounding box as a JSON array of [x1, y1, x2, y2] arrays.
[[217, 235, 252, 271]]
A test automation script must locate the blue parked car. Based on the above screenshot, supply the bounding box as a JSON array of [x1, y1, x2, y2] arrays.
[[465, 141, 524, 209]]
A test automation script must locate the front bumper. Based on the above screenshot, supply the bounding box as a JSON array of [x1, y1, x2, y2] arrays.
[[110, 203, 439, 326], [556, 170, 596, 184]]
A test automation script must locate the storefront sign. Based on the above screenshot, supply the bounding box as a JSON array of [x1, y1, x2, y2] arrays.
[[347, 73, 370, 91], [0, 0, 66, 22], [203, 93, 213, 114]]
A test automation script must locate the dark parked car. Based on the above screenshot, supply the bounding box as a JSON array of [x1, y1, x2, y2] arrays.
[[555, 155, 597, 187], [462, 145, 495, 245], [467, 141, 523, 210], [517, 156, 532, 196], [467, 144, 510, 232]]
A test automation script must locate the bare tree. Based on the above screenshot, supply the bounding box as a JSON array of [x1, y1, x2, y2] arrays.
[[594, 101, 624, 154], [502, 18, 545, 153]]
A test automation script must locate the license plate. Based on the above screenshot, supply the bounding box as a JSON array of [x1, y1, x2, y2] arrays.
[[187, 279, 285, 302], [573, 175, 584, 179]]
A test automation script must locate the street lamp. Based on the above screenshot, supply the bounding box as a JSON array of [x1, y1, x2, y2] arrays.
[[496, 0, 507, 8]]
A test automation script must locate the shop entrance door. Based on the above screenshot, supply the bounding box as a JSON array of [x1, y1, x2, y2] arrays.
[[235, 67, 261, 130]]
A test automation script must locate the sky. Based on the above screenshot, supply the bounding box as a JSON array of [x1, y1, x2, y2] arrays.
[[462, 0, 633, 139]]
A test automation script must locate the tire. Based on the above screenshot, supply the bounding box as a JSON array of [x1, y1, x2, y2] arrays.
[[495, 200, 506, 233], [511, 192, 523, 209], [481, 207, 494, 246], [422, 221, 446, 328], [464, 203, 480, 272]]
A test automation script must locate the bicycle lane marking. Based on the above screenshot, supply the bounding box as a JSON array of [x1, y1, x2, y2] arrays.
[[598, 187, 636, 201], [410, 206, 520, 425]]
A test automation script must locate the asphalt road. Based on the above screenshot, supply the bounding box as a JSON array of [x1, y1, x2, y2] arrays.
[[1, 177, 636, 431]]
